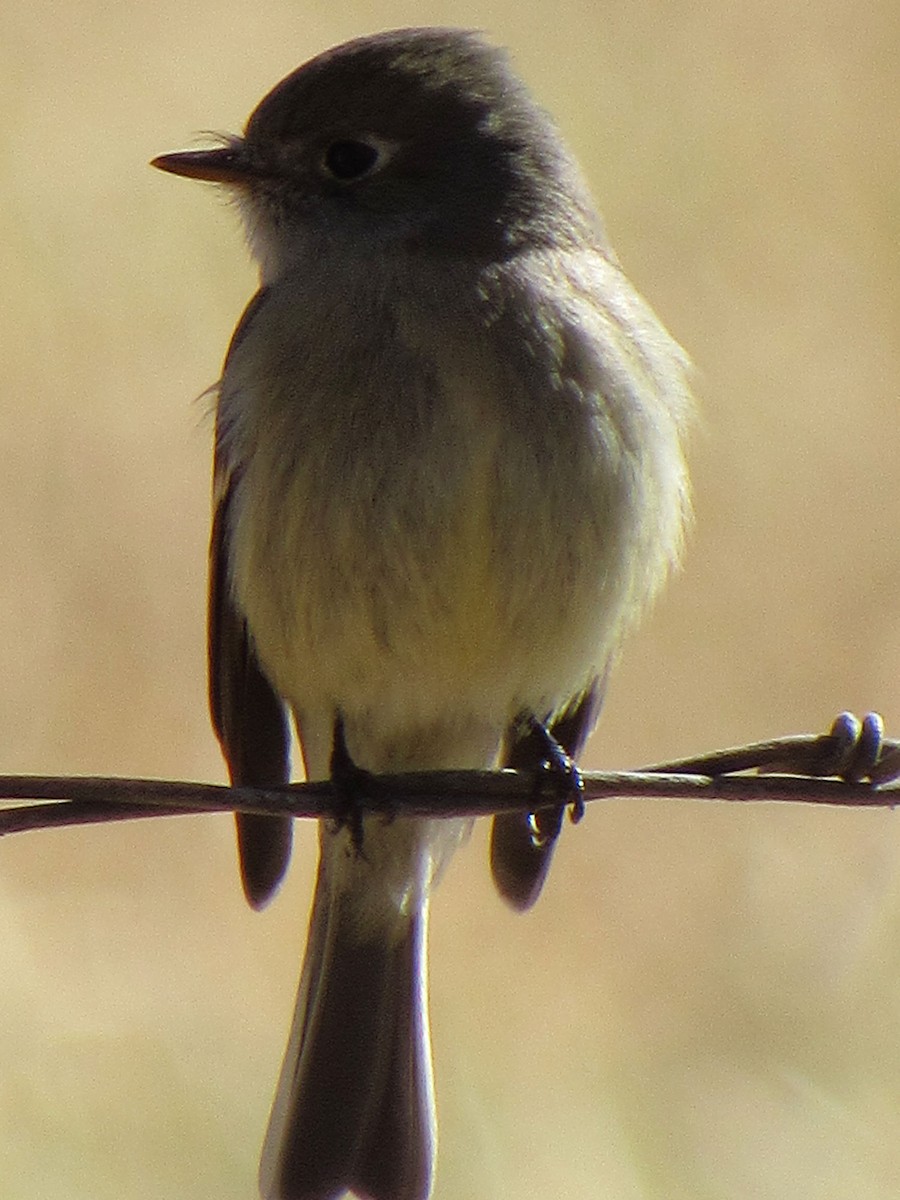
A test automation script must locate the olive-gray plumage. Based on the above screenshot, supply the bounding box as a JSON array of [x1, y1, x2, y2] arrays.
[[153, 27, 692, 1200]]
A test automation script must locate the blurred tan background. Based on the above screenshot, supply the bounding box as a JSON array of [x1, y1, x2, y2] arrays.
[[1, 1, 899, 1197]]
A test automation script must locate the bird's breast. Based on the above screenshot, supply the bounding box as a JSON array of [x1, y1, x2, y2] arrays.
[[215, 252, 685, 732]]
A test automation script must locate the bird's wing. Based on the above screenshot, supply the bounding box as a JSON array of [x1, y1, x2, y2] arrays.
[[209, 289, 293, 909]]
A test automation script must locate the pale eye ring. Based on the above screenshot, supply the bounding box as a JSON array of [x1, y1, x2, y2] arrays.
[[321, 138, 384, 182]]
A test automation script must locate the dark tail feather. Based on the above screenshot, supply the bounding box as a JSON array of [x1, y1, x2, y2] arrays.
[[260, 839, 435, 1200]]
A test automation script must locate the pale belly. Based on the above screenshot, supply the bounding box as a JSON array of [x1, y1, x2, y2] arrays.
[[226, 415, 621, 743]]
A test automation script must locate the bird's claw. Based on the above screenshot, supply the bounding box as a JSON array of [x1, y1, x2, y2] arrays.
[[524, 715, 585, 841], [329, 716, 374, 855]]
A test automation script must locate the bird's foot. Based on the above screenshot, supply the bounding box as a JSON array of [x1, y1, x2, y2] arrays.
[[520, 714, 585, 842], [329, 715, 375, 855]]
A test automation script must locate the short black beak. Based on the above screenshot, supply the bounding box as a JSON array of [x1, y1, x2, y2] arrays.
[[151, 144, 258, 184]]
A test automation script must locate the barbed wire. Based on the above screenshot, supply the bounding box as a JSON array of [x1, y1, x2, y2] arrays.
[[0, 711, 896, 839]]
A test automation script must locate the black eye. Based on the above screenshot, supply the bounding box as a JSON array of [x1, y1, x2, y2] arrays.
[[322, 140, 381, 181]]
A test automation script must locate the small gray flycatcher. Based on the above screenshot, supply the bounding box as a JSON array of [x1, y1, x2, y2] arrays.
[[153, 27, 692, 1200]]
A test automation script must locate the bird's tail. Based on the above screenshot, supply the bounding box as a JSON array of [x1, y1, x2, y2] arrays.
[[259, 819, 436, 1200]]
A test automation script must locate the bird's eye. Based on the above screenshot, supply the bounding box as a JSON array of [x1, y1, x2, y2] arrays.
[[322, 140, 382, 181]]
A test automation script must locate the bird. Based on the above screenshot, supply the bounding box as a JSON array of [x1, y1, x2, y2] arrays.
[[152, 27, 692, 1200]]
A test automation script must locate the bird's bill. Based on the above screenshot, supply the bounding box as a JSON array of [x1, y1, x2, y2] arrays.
[[151, 145, 254, 183]]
